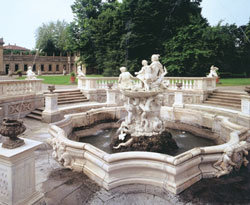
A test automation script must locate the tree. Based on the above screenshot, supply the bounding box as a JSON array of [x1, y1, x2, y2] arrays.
[[35, 20, 69, 55], [162, 16, 212, 76]]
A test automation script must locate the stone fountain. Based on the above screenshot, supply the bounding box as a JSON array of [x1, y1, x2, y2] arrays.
[[111, 54, 177, 154]]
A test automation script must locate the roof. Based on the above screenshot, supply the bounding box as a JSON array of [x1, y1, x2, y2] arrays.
[[4, 44, 30, 51]]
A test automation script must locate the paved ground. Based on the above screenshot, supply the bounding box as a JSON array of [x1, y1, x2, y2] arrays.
[[7, 118, 248, 205]]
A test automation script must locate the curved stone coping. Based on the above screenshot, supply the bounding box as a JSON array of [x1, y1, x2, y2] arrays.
[[48, 105, 250, 194]]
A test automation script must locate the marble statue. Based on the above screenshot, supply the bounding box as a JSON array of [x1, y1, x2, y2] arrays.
[[213, 141, 250, 177], [135, 60, 151, 90], [113, 55, 173, 151], [118, 67, 134, 90], [26, 66, 37, 80], [207, 65, 219, 78], [77, 66, 85, 77]]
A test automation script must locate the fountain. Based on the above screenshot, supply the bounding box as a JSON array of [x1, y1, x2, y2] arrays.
[[48, 54, 250, 194], [111, 54, 177, 153]]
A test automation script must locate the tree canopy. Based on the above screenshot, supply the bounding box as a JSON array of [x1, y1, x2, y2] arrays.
[[35, 20, 69, 55], [35, 0, 250, 77]]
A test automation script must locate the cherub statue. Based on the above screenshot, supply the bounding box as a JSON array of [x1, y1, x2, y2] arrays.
[[207, 65, 219, 78], [213, 147, 236, 177], [26, 66, 37, 80], [77, 66, 85, 77], [135, 60, 152, 90], [118, 67, 134, 90]]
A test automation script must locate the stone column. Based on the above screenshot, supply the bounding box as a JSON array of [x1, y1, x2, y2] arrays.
[[42, 93, 62, 123], [106, 89, 116, 104], [173, 91, 184, 108], [0, 138, 43, 205], [241, 95, 250, 116], [0, 38, 4, 74]]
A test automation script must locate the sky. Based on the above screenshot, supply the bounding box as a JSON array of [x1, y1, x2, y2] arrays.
[[0, 0, 250, 49]]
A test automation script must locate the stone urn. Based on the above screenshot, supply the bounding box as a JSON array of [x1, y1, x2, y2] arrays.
[[48, 85, 55, 93], [0, 118, 26, 149], [176, 82, 183, 89], [107, 82, 114, 89], [245, 86, 250, 95]]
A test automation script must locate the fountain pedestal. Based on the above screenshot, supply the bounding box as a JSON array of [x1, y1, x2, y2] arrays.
[[0, 138, 43, 205]]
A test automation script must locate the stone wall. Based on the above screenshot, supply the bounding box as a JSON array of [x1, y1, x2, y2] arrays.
[[0, 94, 44, 119], [2, 54, 77, 75]]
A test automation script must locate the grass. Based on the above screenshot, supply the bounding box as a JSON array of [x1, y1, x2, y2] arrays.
[[218, 78, 250, 86], [16, 74, 103, 85]]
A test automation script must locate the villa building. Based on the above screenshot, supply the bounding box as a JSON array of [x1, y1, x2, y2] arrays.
[[0, 38, 78, 75]]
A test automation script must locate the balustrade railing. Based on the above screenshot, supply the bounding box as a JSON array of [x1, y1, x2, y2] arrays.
[[0, 79, 43, 97], [78, 77, 216, 91]]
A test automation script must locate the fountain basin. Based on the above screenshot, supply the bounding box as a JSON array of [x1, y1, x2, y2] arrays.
[[48, 106, 250, 194]]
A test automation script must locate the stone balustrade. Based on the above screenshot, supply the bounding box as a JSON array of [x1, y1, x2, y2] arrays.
[[165, 77, 216, 91], [78, 77, 119, 90], [78, 76, 216, 91], [0, 79, 43, 97]]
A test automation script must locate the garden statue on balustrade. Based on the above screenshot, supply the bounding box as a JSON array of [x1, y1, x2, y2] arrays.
[[207, 65, 219, 78], [111, 54, 177, 153], [77, 65, 85, 77], [26, 66, 37, 80]]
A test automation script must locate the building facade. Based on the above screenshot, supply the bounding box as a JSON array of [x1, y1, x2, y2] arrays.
[[0, 38, 78, 75]]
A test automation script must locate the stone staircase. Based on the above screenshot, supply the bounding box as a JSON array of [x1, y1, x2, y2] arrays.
[[26, 89, 89, 120], [26, 107, 44, 121], [203, 90, 243, 109], [55, 89, 88, 105]]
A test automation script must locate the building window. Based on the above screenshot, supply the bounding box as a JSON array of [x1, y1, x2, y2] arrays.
[[41, 64, 44, 71], [24, 64, 28, 71], [15, 64, 19, 71], [56, 64, 59, 71], [5, 64, 9, 74], [49, 64, 52, 71], [33, 64, 36, 71]]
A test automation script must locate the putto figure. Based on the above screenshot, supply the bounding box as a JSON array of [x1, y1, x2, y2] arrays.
[[207, 65, 219, 78], [26, 66, 37, 80], [77, 66, 85, 77], [118, 67, 134, 90]]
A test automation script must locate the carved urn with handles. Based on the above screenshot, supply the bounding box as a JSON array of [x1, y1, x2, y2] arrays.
[[0, 118, 26, 149]]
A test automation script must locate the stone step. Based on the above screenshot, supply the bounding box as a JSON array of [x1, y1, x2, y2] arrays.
[[58, 98, 89, 105], [213, 90, 245, 95], [211, 93, 244, 98], [26, 113, 42, 120], [31, 110, 43, 116], [58, 97, 88, 102], [58, 94, 86, 99], [206, 97, 241, 103], [54, 89, 81, 93], [203, 101, 241, 108]]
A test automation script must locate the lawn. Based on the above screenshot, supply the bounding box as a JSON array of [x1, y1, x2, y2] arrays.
[[218, 78, 250, 86], [16, 74, 103, 85]]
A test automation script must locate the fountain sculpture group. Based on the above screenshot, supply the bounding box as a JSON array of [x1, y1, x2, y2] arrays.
[[111, 54, 177, 153]]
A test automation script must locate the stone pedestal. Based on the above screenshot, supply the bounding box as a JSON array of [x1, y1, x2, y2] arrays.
[[106, 89, 116, 104], [42, 93, 62, 123], [0, 138, 43, 205], [241, 95, 250, 116], [77, 77, 85, 89], [173, 91, 184, 108]]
